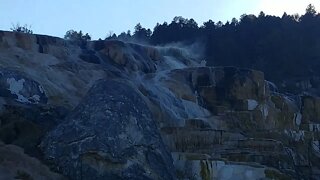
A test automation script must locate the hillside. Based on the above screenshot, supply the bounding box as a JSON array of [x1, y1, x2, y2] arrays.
[[0, 30, 319, 179]]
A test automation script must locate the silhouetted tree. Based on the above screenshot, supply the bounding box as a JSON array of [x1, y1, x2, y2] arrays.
[[64, 30, 91, 41], [133, 23, 151, 42], [306, 4, 317, 15]]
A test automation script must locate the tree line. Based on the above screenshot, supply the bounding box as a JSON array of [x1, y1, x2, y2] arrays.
[[11, 4, 320, 85], [126, 4, 320, 85], [110, 4, 320, 84]]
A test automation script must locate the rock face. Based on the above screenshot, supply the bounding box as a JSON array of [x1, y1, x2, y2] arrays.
[[41, 80, 175, 180], [0, 30, 198, 179], [137, 66, 320, 179], [1, 30, 320, 179]]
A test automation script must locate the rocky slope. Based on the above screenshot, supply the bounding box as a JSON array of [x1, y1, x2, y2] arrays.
[[0, 30, 319, 179]]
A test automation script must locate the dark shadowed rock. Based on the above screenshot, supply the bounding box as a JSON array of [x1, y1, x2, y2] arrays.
[[41, 80, 175, 180], [79, 49, 101, 64], [301, 95, 320, 123], [0, 141, 65, 180], [0, 104, 69, 157]]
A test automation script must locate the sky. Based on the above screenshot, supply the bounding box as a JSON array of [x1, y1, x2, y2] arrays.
[[1, 0, 320, 40]]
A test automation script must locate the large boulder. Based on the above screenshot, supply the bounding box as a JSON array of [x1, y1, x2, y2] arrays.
[[41, 80, 175, 180]]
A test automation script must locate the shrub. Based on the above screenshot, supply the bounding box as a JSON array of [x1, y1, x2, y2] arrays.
[[10, 23, 33, 34]]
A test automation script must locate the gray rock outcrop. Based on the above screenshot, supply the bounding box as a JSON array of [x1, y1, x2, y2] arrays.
[[41, 80, 175, 180]]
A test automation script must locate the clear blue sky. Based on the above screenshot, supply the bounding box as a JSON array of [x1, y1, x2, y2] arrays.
[[1, 0, 319, 39]]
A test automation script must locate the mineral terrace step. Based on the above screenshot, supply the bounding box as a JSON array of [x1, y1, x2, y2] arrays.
[[161, 128, 244, 152], [248, 130, 320, 142], [221, 153, 291, 166], [172, 151, 293, 180]]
